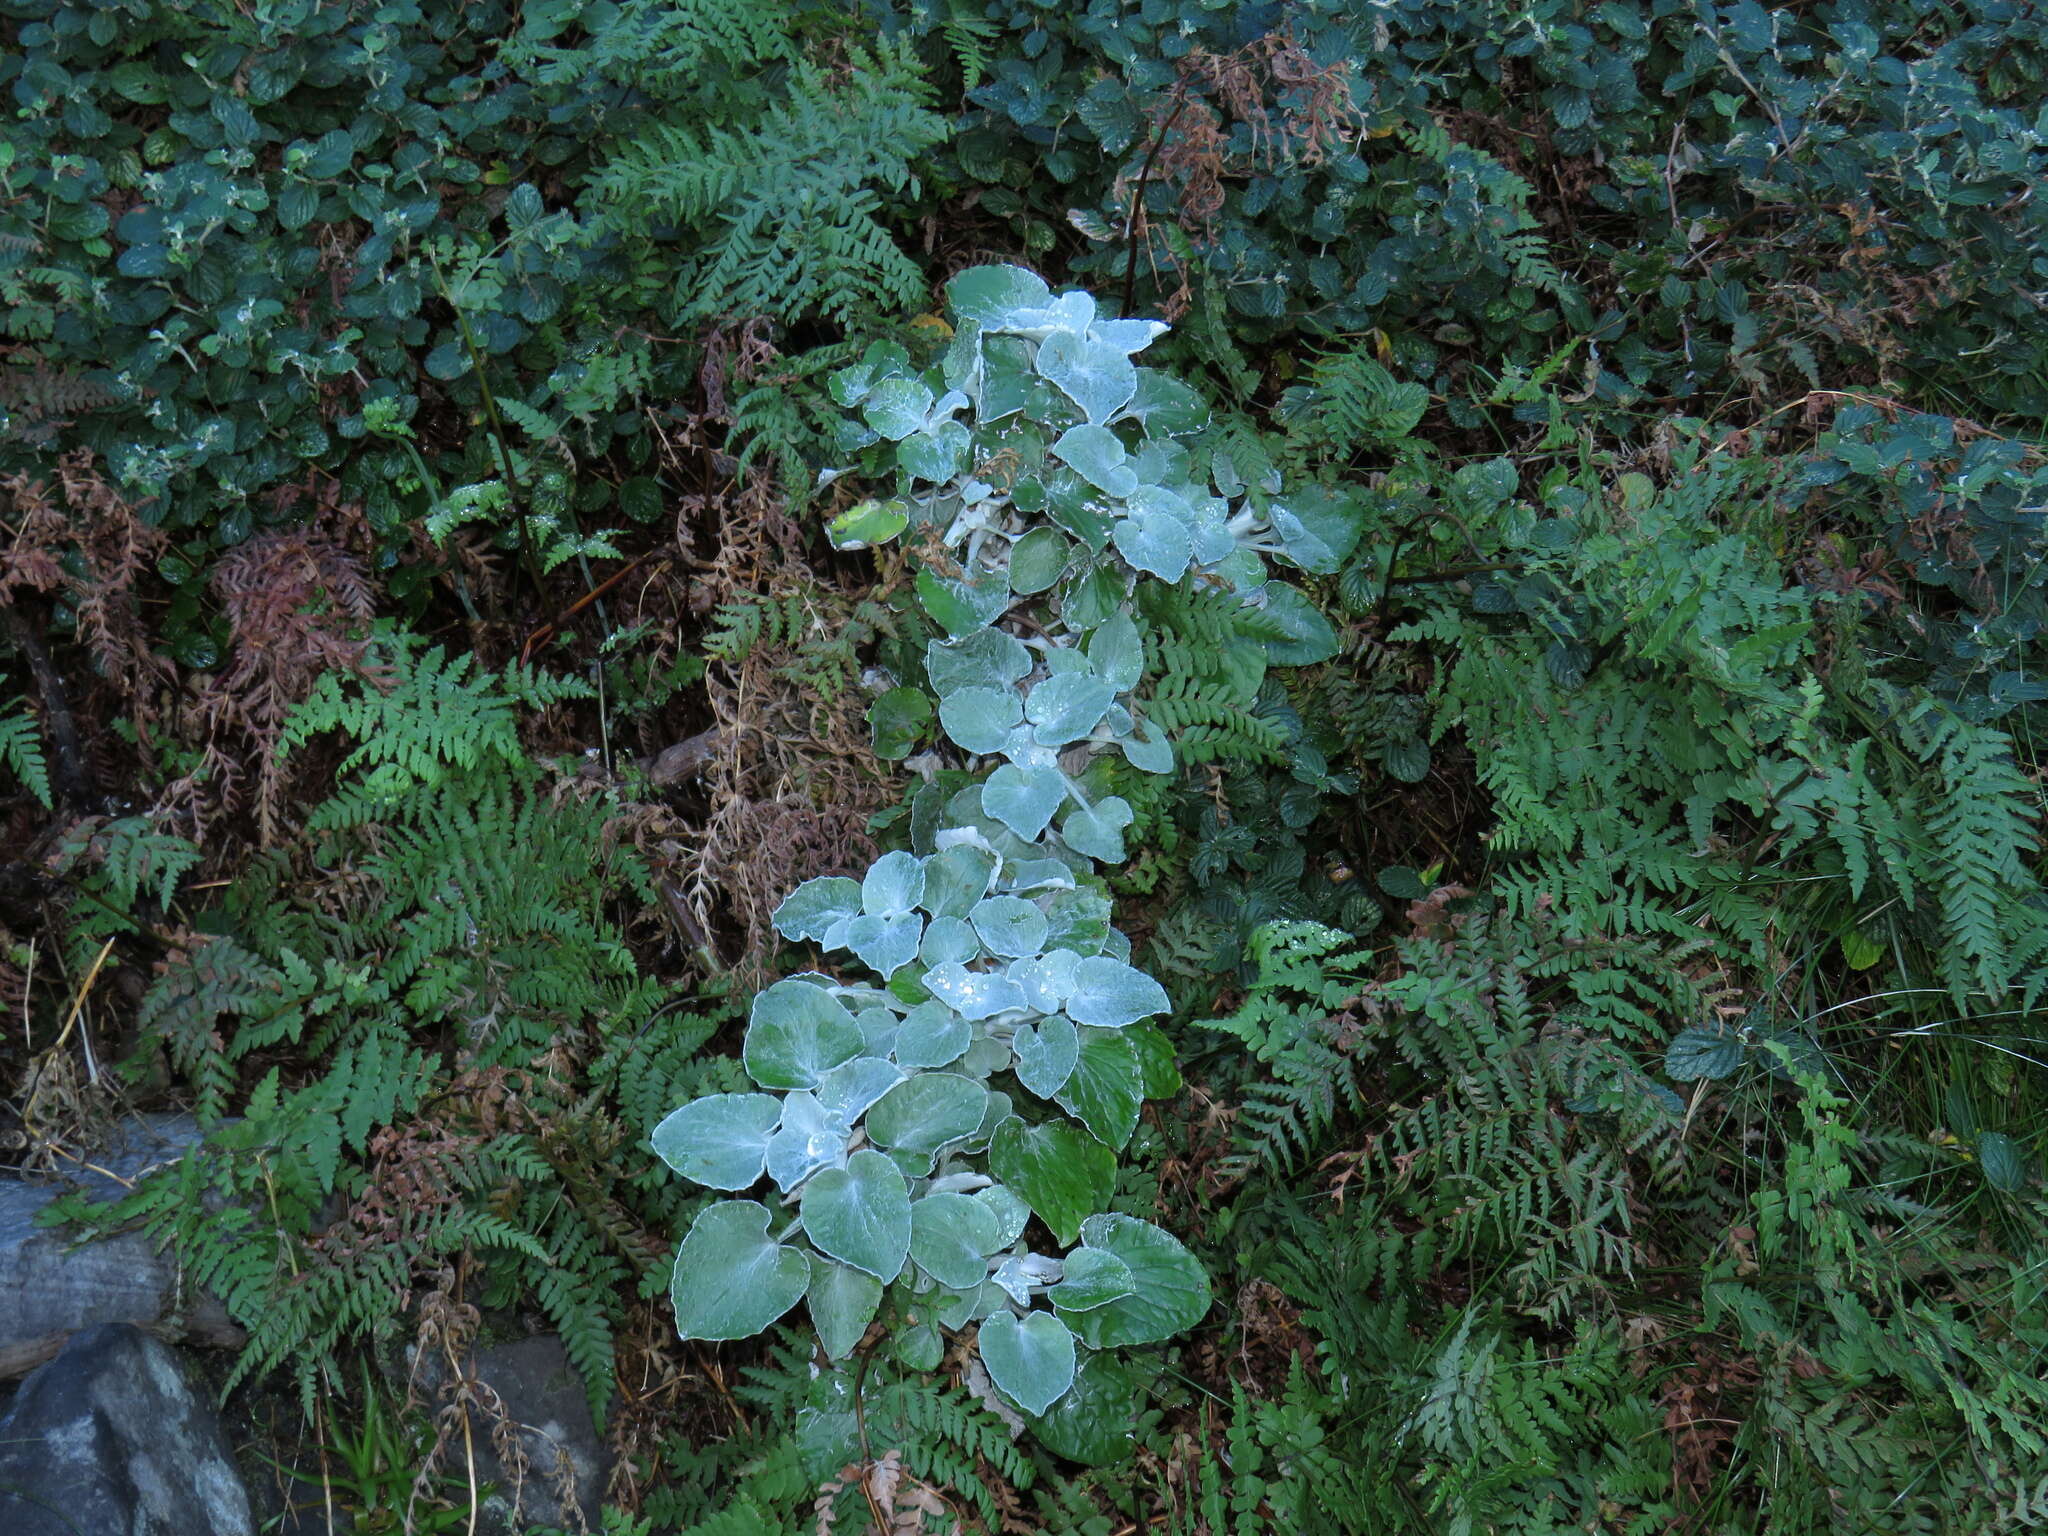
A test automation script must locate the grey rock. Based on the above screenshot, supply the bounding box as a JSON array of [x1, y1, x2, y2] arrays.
[[408, 1333, 609, 1535], [0, 1322, 255, 1536], [0, 1115, 236, 1379]]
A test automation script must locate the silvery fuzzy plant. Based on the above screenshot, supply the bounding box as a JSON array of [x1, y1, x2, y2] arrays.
[[653, 265, 1347, 1428]]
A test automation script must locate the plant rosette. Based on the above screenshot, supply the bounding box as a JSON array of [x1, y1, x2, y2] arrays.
[[656, 264, 1353, 1430]]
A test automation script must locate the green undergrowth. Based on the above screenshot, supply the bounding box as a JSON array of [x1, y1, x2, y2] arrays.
[[4, 0, 2048, 1533]]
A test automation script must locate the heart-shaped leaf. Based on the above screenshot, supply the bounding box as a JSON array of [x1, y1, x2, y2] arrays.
[[1084, 614, 1144, 693], [976, 1184, 1032, 1249], [744, 980, 864, 1090], [947, 265, 1052, 330], [984, 763, 1070, 841], [918, 915, 982, 969], [1048, 1245, 1137, 1312], [919, 844, 1000, 920], [867, 686, 932, 760], [863, 376, 933, 440], [799, 1149, 911, 1282], [1112, 508, 1193, 581], [651, 1092, 782, 1191], [899, 420, 969, 482], [1028, 1352, 1141, 1466], [773, 877, 863, 943], [939, 686, 1024, 754], [979, 1310, 1077, 1416], [1116, 719, 1174, 775], [1254, 582, 1340, 664], [1052, 423, 1138, 496], [808, 1260, 883, 1360], [910, 1192, 1004, 1289], [1267, 486, 1365, 574], [1065, 1214, 1211, 1348], [1039, 332, 1137, 425], [1012, 949, 1080, 1012], [1066, 956, 1170, 1028], [1043, 888, 1114, 957], [971, 895, 1050, 959], [813, 1056, 905, 1122], [923, 962, 1028, 1020], [927, 630, 1033, 697], [862, 851, 925, 918], [764, 1090, 851, 1191], [990, 1252, 1062, 1307], [845, 911, 923, 979], [827, 498, 909, 551], [1126, 368, 1208, 436], [895, 999, 971, 1069], [1061, 797, 1134, 863], [670, 1200, 811, 1342], [1009, 526, 1072, 593], [1026, 672, 1117, 747], [917, 568, 1011, 638], [988, 1117, 1114, 1245], [866, 1074, 989, 1161], [1088, 317, 1168, 355], [1012, 1013, 1080, 1099]]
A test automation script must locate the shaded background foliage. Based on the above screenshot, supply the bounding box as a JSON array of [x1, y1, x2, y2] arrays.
[[3, 0, 2048, 1531]]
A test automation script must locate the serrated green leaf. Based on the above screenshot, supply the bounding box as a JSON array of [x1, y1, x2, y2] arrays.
[[1055, 1028, 1145, 1148], [1665, 1027, 1743, 1082], [988, 1117, 1114, 1245], [1064, 1214, 1209, 1348]]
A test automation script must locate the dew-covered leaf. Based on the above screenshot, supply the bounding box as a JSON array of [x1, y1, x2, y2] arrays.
[[923, 962, 1028, 1020], [1026, 672, 1117, 746], [1066, 956, 1170, 1028]]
